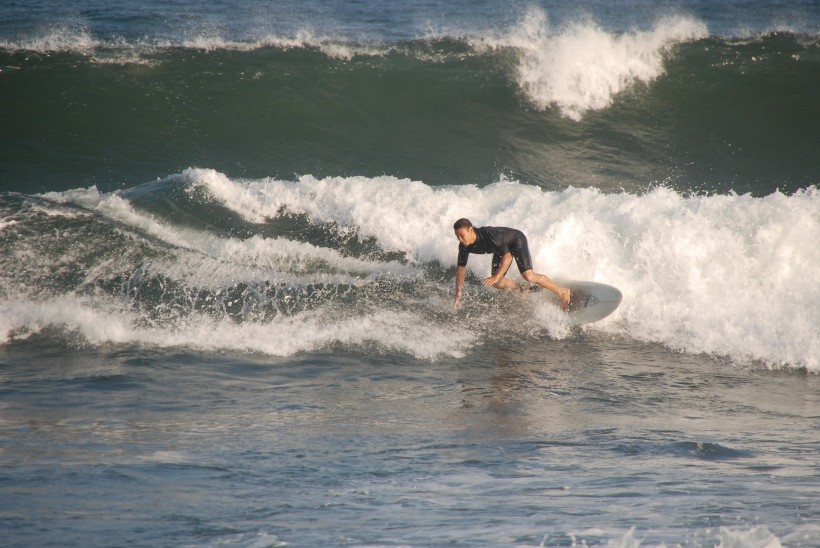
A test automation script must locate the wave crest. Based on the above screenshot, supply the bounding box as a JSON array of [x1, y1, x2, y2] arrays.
[[473, 8, 709, 120]]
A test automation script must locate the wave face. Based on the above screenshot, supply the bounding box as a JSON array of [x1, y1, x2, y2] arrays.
[[1, 169, 818, 370], [1, 6, 818, 195]]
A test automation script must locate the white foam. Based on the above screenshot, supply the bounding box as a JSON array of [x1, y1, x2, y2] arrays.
[[0, 297, 134, 346], [0, 25, 100, 53], [0, 296, 469, 360], [717, 525, 783, 548], [190, 169, 820, 370], [471, 7, 708, 120]]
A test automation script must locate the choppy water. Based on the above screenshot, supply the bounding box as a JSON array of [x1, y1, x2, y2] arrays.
[[1, 1, 819, 546]]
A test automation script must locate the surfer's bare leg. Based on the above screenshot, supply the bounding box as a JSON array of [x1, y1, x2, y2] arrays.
[[522, 270, 571, 310]]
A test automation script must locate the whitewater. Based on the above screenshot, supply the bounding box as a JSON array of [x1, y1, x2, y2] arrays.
[[192, 170, 819, 369], [2, 169, 817, 369]]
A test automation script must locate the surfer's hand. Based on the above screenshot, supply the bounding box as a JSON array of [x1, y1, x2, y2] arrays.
[[483, 275, 501, 287], [453, 292, 461, 309]]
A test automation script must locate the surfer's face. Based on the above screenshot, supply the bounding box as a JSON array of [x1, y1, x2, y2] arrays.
[[454, 227, 476, 246]]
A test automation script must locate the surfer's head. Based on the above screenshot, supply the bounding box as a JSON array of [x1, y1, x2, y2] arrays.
[[453, 218, 473, 231], [453, 218, 477, 246]]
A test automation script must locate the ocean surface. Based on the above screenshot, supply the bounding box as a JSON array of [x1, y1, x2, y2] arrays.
[[1, 1, 819, 546]]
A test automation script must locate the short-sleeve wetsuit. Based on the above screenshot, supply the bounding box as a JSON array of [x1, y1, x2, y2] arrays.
[[457, 226, 534, 275]]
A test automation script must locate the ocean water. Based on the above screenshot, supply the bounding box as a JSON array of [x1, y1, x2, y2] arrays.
[[1, 1, 819, 546]]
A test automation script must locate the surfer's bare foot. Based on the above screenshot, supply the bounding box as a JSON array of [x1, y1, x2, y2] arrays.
[[559, 288, 571, 311]]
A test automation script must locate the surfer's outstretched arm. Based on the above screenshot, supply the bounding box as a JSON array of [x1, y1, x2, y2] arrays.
[[454, 265, 467, 308]]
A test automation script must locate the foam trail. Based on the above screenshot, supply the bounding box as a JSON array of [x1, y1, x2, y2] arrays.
[[472, 8, 708, 120], [2, 182, 457, 359], [43, 185, 414, 283], [0, 297, 470, 360]]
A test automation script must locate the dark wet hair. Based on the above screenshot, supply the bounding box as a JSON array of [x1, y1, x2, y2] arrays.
[[453, 218, 473, 230]]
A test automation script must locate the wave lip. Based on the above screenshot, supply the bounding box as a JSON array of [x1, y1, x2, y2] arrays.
[[0, 21, 392, 62], [0, 24, 101, 52], [471, 7, 709, 120]]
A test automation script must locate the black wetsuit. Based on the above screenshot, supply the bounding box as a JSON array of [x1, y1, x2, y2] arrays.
[[457, 226, 534, 275]]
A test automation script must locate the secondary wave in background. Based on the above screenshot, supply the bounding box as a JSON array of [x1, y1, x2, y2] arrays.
[[2, 8, 818, 195], [1, 169, 818, 370]]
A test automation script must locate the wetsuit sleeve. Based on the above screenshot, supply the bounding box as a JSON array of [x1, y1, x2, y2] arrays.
[[457, 244, 470, 267]]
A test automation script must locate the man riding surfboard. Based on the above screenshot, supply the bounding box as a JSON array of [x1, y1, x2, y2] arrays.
[[452, 218, 571, 310]]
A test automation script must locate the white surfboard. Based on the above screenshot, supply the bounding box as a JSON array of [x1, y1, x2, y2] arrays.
[[548, 279, 623, 325]]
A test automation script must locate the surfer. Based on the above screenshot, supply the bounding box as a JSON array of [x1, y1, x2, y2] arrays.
[[452, 218, 571, 310]]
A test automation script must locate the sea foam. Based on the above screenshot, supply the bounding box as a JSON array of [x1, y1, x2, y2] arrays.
[[190, 169, 819, 369]]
